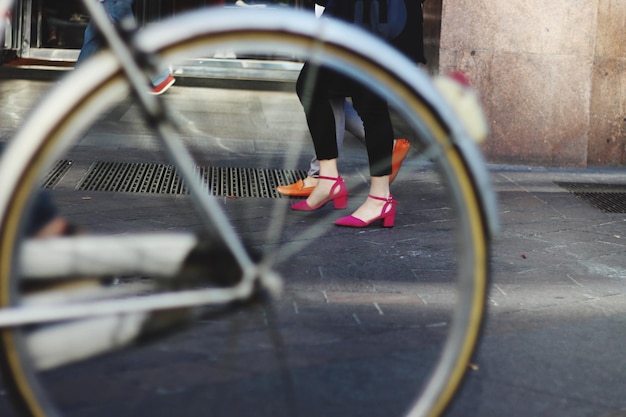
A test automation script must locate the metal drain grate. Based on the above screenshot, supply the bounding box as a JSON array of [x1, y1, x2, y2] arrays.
[[78, 161, 307, 198], [555, 182, 626, 213], [42, 160, 73, 189]]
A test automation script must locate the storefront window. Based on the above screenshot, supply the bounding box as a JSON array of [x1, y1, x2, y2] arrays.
[[30, 0, 313, 49], [32, 0, 88, 49], [18, 0, 316, 59]]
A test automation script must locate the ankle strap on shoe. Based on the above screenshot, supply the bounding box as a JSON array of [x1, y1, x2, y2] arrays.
[[368, 194, 398, 204], [318, 176, 345, 197], [318, 175, 343, 182]]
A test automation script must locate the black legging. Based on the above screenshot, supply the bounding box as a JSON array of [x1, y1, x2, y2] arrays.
[[296, 63, 393, 177]]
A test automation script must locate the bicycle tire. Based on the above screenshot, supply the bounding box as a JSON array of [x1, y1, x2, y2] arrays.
[[0, 7, 496, 417]]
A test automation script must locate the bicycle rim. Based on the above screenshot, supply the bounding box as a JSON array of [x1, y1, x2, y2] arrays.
[[0, 7, 493, 417]]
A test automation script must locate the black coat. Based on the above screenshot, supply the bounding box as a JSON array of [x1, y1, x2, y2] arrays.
[[321, 0, 426, 63]]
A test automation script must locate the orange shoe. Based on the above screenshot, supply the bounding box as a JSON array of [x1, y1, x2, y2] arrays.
[[277, 178, 316, 197], [390, 138, 410, 184], [290, 176, 348, 211]]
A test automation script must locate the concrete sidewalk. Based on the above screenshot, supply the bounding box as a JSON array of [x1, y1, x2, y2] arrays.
[[452, 165, 626, 417], [0, 76, 625, 417]]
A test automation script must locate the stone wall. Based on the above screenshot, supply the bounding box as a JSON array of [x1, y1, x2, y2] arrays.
[[588, 0, 626, 166], [439, 0, 626, 167]]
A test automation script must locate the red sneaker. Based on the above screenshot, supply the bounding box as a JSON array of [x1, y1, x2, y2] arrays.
[[151, 74, 176, 95]]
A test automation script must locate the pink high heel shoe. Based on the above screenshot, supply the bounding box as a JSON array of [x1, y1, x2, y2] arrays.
[[334, 194, 398, 228], [290, 176, 348, 211]]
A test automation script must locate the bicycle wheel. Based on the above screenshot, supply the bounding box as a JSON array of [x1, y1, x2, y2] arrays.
[[0, 7, 497, 417]]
